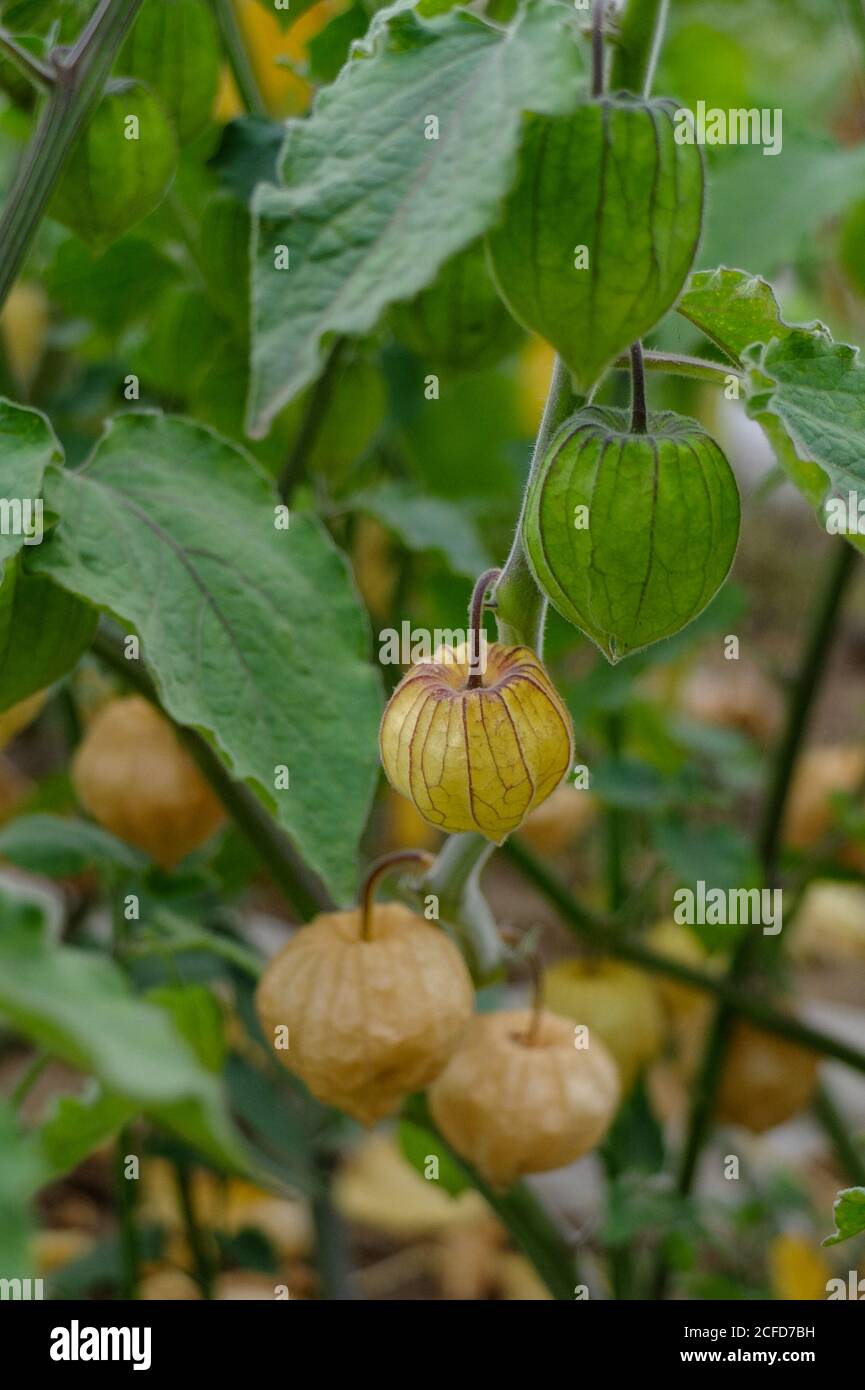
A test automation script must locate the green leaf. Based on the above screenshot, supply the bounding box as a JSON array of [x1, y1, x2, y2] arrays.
[[745, 332, 865, 549], [44, 236, 180, 335], [39, 1087, 134, 1180], [247, 0, 585, 435], [0, 563, 96, 711], [0, 813, 146, 876], [524, 406, 740, 662], [32, 412, 381, 902], [131, 286, 231, 401], [209, 117, 284, 204], [0, 1101, 45, 1280], [488, 96, 704, 394], [590, 758, 697, 812], [0, 400, 61, 567], [307, 1, 369, 83], [677, 267, 805, 366], [603, 1173, 697, 1247], [602, 1077, 664, 1176], [0, 887, 250, 1172], [823, 1186, 865, 1246], [49, 80, 178, 254], [398, 1116, 470, 1197], [390, 238, 523, 374], [652, 817, 760, 892], [118, 0, 220, 144], [198, 192, 251, 328], [341, 482, 490, 577], [701, 136, 865, 279], [145, 984, 226, 1073]]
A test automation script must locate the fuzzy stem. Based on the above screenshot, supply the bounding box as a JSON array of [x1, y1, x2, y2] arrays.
[[467, 567, 501, 689], [615, 349, 743, 385], [591, 0, 606, 97], [0, 0, 146, 315], [494, 356, 578, 651], [610, 0, 670, 96], [629, 341, 648, 434]]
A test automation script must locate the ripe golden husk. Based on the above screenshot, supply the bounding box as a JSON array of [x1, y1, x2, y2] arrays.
[[72, 696, 224, 869], [674, 1013, 819, 1133], [255, 903, 474, 1126], [428, 1008, 620, 1188], [714, 1021, 820, 1134], [380, 643, 574, 842]]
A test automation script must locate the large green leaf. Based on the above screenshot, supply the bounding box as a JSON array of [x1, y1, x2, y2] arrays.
[[247, 0, 585, 435], [0, 563, 96, 711], [677, 267, 802, 366], [745, 333, 865, 548], [0, 888, 250, 1172], [32, 412, 380, 901]]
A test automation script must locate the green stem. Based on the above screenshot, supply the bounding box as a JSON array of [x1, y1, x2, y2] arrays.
[[312, 1157, 354, 1300], [610, 0, 670, 96], [404, 1095, 580, 1300], [0, 29, 55, 89], [11, 1051, 47, 1111], [758, 542, 858, 883], [615, 350, 744, 385], [422, 832, 504, 978], [502, 837, 865, 1076], [0, 0, 146, 315], [813, 1083, 865, 1187], [279, 337, 347, 503], [211, 0, 267, 117], [494, 356, 578, 651], [115, 1128, 140, 1300], [175, 1158, 216, 1300], [90, 621, 334, 920]]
